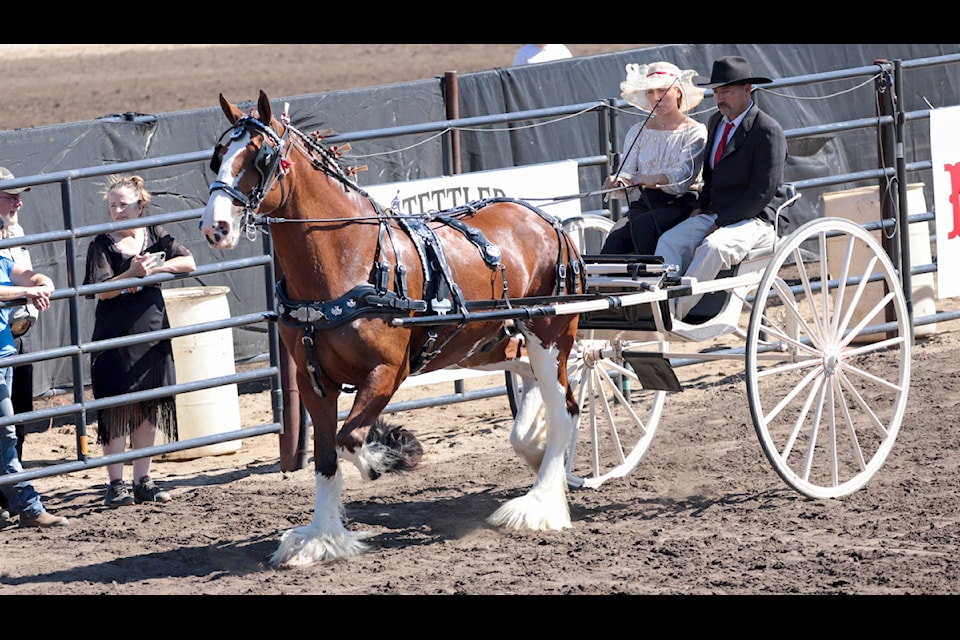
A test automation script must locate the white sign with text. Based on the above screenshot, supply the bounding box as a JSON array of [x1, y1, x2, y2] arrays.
[[365, 160, 582, 221]]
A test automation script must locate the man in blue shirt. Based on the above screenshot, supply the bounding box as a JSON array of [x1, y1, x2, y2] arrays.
[[0, 224, 68, 528]]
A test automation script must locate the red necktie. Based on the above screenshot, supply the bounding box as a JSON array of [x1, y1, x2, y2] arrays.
[[713, 121, 734, 167]]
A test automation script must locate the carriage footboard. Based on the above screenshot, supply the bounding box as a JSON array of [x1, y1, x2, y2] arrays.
[[577, 254, 676, 333]]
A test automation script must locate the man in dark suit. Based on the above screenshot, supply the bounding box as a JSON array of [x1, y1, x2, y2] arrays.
[[654, 55, 788, 320]]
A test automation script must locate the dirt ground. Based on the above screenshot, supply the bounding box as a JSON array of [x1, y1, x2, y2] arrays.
[[0, 44, 650, 131], [2, 44, 960, 598]]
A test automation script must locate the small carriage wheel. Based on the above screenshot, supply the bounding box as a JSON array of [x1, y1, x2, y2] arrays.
[[564, 337, 667, 488], [564, 214, 666, 488], [504, 338, 667, 489], [745, 217, 912, 499]]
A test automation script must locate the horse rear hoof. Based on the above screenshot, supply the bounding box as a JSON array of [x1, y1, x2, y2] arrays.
[[487, 494, 572, 532]]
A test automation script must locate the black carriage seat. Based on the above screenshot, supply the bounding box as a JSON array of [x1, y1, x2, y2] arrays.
[[682, 183, 801, 325], [576, 254, 675, 332]]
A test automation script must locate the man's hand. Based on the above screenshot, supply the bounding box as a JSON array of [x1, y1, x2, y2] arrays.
[[25, 285, 52, 312]]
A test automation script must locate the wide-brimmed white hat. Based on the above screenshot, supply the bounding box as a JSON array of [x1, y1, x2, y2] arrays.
[[620, 61, 705, 113], [0, 166, 31, 195]]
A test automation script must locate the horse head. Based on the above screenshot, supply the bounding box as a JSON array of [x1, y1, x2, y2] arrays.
[[201, 91, 290, 250]]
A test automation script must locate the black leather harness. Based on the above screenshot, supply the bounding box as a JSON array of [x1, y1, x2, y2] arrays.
[[212, 117, 582, 398], [276, 197, 580, 397]]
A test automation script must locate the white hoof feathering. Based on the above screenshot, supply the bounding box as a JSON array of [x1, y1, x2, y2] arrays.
[[269, 468, 374, 568], [337, 444, 375, 482], [489, 334, 575, 532], [510, 380, 546, 473], [487, 488, 572, 531]]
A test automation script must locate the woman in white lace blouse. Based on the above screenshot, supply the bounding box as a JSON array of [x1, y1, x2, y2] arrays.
[[600, 61, 708, 255]]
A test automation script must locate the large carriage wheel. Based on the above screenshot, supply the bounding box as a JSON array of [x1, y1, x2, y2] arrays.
[[745, 217, 912, 499], [505, 338, 667, 489]]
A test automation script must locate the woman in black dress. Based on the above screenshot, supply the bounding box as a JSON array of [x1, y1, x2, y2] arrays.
[[83, 175, 196, 508]]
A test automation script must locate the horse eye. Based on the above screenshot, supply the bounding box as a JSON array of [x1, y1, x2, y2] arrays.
[[209, 144, 224, 173]]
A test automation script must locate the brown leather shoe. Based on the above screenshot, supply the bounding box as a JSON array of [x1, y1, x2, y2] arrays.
[[20, 511, 69, 528]]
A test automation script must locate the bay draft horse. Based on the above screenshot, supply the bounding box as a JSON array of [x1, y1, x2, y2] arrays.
[[201, 91, 584, 568]]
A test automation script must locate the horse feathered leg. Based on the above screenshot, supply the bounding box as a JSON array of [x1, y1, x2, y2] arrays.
[[269, 370, 375, 568], [510, 376, 546, 473], [488, 330, 577, 531], [269, 466, 374, 568], [480, 341, 549, 472], [336, 368, 424, 481]]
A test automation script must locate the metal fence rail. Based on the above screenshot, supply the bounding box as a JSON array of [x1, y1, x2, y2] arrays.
[[1, 54, 956, 485]]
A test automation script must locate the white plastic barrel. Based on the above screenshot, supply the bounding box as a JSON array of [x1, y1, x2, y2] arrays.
[[161, 286, 242, 459], [822, 183, 936, 340]]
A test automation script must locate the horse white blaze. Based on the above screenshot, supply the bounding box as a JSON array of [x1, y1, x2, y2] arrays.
[[488, 331, 575, 531], [203, 192, 240, 248], [201, 135, 250, 249], [269, 467, 374, 568]]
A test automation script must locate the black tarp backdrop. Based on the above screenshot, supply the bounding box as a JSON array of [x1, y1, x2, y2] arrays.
[[1, 43, 959, 395], [457, 43, 960, 213]]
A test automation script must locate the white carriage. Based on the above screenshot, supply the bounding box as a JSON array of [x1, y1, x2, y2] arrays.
[[507, 186, 912, 499]]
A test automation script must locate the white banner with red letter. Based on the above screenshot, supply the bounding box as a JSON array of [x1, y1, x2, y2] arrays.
[[365, 160, 582, 221], [931, 105, 960, 299]]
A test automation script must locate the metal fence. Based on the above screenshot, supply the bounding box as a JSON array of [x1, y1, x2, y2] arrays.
[[1, 53, 958, 486]]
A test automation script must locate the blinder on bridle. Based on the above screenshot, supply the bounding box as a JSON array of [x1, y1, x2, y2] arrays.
[[208, 115, 291, 229]]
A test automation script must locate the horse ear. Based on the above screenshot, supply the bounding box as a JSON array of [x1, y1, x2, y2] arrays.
[[258, 90, 273, 123], [220, 94, 243, 124]]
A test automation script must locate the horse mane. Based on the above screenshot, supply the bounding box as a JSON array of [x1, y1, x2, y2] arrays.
[[268, 113, 371, 200]]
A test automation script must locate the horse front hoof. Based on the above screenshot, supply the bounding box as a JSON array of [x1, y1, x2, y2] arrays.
[[269, 525, 372, 568], [365, 418, 424, 474]]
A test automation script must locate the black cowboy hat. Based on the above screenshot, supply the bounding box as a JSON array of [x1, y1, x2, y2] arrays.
[[694, 55, 773, 89]]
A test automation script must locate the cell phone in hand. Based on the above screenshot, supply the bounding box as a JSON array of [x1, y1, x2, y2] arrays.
[[148, 252, 166, 267]]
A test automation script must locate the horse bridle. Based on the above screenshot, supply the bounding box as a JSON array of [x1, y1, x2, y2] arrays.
[[208, 115, 291, 238]]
